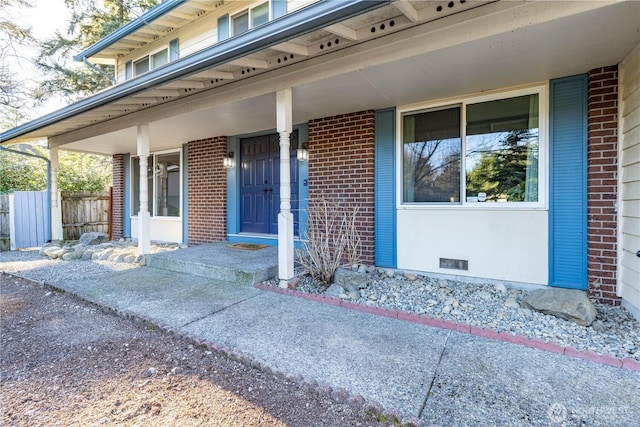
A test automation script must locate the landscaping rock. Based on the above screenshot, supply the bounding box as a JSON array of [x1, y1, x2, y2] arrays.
[[504, 297, 520, 309], [78, 232, 109, 246], [334, 268, 369, 292], [325, 284, 345, 298], [39, 242, 62, 256], [521, 288, 597, 326], [404, 273, 418, 281]]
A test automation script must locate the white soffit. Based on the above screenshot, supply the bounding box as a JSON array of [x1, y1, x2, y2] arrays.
[[35, 1, 640, 153]]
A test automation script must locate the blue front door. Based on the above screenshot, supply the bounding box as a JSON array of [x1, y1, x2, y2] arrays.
[[240, 132, 299, 235]]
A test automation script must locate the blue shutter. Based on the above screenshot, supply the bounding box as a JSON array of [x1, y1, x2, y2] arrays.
[[375, 108, 397, 267], [549, 75, 588, 289], [123, 153, 131, 237], [218, 14, 229, 41], [271, 0, 286, 19], [169, 38, 179, 61], [125, 61, 132, 80]]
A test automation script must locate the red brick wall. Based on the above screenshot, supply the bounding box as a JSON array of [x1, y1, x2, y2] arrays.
[[187, 137, 227, 244], [308, 111, 376, 265], [111, 154, 125, 240], [587, 65, 619, 305]]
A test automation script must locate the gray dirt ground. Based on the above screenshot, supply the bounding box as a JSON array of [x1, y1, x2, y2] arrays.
[[0, 274, 382, 427]]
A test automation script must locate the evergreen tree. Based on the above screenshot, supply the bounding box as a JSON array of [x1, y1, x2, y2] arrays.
[[0, 0, 35, 128], [34, 0, 158, 103]]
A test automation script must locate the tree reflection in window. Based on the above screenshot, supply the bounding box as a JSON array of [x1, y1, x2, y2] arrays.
[[403, 107, 461, 203]]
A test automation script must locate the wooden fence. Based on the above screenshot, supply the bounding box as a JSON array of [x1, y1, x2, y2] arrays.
[[61, 191, 110, 240], [0, 191, 111, 250]]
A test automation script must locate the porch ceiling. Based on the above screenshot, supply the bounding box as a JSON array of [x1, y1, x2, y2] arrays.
[[3, 0, 639, 154]]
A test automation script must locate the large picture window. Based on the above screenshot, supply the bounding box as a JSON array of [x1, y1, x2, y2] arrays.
[[131, 151, 181, 217], [401, 88, 543, 206]]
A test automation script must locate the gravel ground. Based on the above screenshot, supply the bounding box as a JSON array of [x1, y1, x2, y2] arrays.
[[0, 269, 382, 426], [281, 267, 640, 362]]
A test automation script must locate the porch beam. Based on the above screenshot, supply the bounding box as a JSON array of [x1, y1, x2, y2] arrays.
[[276, 88, 294, 287], [123, 34, 153, 43], [325, 23, 357, 40], [167, 11, 197, 21], [393, 0, 419, 22], [114, 97, 159, 104], [229, 58, 269, 69], [191, 70, 235, 80], [271, 42, 309, 56], [161, 80, 206, 89], [136, 124, 151, 255]]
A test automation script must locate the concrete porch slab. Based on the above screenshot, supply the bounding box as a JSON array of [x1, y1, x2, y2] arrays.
[[146, 242, 278, 285]]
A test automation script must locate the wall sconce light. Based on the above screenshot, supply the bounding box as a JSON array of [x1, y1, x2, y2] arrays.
[[296, 142, 309, 162], [223, 151, 235, 169]]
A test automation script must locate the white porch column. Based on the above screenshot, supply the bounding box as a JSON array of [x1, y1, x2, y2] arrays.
[[137, 124, 151, 255], [49, 147, 63, 241], [277, 88, 294, 287]]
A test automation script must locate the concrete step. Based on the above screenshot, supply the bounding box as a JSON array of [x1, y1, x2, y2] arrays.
[[145, 243, 278, 286]]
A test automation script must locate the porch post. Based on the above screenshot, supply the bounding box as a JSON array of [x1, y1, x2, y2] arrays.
[[49, 147, 63, 241], [137, 124, 151, 255], [277, 88, 294, 287]]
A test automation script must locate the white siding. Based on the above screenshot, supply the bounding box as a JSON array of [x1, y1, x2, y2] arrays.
[[619, 42, 640, 317], [116, 1, 282, 82], [397, 209, 548, 285], [287, 0, 316, 13], [131, 217, 182, 243]]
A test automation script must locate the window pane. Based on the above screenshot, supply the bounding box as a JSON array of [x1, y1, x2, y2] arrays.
[[133, 57, 149, 76], [403, 107, 461, 202], [251, 3, 269, 28], [154, 152, 181, 217], [232, 12, 249, 35], [465, 94, 539, 202], [151, 49, 168, 69], [131, 157, 153, 217]]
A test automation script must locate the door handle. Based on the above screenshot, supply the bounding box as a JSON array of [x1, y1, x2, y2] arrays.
[[636, 250, 640, 258]]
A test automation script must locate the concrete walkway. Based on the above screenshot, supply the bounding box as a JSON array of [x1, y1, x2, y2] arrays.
[[30, 266, 640, 426]]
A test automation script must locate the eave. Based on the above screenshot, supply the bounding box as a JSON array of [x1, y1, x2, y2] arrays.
[[1, 0, 391, 144]]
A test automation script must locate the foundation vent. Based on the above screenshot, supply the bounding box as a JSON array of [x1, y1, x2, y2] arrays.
[[439, 258, 468, 271]]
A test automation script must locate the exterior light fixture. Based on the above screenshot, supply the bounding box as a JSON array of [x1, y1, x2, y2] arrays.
[[296, 142, 309, 162], [223, 151, 235, 169]]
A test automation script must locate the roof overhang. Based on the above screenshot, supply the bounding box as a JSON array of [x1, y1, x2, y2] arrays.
[[2, 0, 639, 154], [73, 0, 188, 62]]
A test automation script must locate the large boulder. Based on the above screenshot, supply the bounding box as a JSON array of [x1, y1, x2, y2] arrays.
[[78, 232, 109, 246], [334, 267, 369, 292], [521, 288, 597, 326]]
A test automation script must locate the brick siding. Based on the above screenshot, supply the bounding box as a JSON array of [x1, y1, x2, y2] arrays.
[[587, 65, 619, 305], [308, 111, 376, 265], [187, 137, 227, 244], [111, 154, 125, 240]]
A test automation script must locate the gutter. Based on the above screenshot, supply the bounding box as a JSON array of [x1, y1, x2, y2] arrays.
[[72, 0, 187, 61], [1, 0, 390, 144]]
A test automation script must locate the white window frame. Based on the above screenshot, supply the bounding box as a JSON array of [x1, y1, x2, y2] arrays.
[[132, 46, 170, 77], [396, 84, 548, 210], [230, 1, 270, 36], [130, 148, 183, 219]]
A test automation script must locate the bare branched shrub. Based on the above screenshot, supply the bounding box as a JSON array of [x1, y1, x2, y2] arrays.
[[296, 196, 362, 285]]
